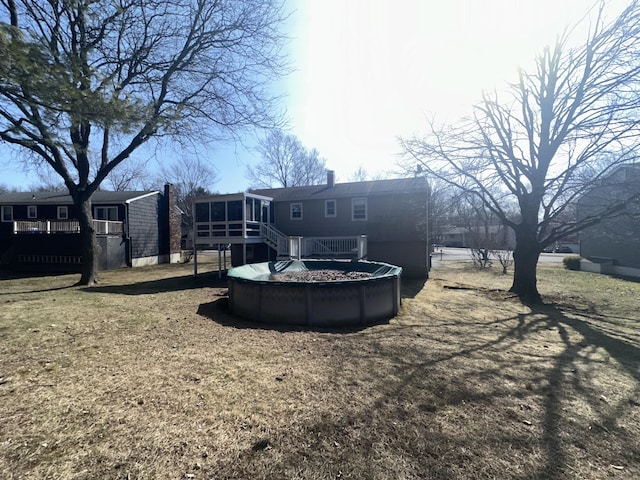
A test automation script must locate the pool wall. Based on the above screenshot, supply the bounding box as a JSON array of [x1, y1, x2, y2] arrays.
[[227, 260, 402, 327]]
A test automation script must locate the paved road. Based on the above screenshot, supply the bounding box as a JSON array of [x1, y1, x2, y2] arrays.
[[431, 247, 570, 266]]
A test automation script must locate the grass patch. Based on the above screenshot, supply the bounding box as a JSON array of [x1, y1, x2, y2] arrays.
[[1, 261, 639, 479]]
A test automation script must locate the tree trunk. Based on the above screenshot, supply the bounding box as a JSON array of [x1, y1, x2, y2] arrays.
[[509, 231, 541, 303], [76, 195, 99, 286]]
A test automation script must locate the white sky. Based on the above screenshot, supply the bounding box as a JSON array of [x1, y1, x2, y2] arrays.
[[282, 0, 598, 184], [0, 0, 618, 192]]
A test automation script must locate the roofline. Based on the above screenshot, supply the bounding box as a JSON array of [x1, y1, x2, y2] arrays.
[[124, 191, 160, 204], [1, 191, 161, 205], [194, 192, 274, 203]]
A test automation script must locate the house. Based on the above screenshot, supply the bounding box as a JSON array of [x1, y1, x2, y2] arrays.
[[439, 224, 515, 249], [0, 184, 181, 272], [193, 172, 430, 277], [577, 164, 640, 278]]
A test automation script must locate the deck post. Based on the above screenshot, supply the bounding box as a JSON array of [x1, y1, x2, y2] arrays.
[[193, 244, 198, 277], [289, 236, 302, 260], [358, 235, 367, 259]]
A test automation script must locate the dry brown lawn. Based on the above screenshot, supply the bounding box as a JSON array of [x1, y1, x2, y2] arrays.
[[0, 259, 639, 479]]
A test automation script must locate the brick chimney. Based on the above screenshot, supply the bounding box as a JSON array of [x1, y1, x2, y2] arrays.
[[327, 170, 335, 187]]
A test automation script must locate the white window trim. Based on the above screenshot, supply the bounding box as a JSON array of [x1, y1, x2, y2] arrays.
[[27, 205, 37, 219], [351, 198, 367, 221], [1, 205, 12, 222], [94, 206, 118, 221], [57, 206, 69, 220], [290, 202, 303, 220], [324, 199, 337, 218]]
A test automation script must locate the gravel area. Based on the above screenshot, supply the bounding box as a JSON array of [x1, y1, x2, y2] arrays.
[[269, 269, 373, 282]]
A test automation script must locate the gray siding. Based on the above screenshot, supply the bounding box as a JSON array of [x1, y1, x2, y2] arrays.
[[368, 241, 428, 277], [273, 192, 427, 242], [128, 193, 161, 260], [578, 166, 640, 269], [271, 191, 428, 277]]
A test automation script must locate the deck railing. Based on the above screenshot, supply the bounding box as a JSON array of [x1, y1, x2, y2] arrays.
[[259, 223, 290, 256], [13, 219, 123, 235], [303, 235, 367, 259]]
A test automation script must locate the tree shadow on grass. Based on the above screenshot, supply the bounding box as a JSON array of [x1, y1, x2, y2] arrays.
[[520, 302, 640, 478], [80, 271, 228, 295], [202, 291, 640, 479], [0, 269, 82, 294]]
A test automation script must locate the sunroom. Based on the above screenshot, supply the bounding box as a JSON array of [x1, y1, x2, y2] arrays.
[[192, 192, 275, 265]]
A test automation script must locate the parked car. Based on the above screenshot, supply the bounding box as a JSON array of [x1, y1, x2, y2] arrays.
[[554, 245, 573, 253]]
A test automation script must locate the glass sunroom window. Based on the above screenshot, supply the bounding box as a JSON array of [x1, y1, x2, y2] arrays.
[[211, 202, 226, 221], [227, 200, 243, 221]]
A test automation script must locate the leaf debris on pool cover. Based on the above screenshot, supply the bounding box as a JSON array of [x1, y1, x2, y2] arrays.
[[269, 270, 373, 282]]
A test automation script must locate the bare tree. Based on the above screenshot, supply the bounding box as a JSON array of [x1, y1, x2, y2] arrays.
[[157, 156, 219, 232], [349, 165, 391, 182], [103, 156, 152, 191], [0, 0, 288, 285], [456, 193, 494, 268], [491, 244, 513, 275], [350, 165, 369, 182], [401, 0, 640, 302], [247, 129, 327, 188]]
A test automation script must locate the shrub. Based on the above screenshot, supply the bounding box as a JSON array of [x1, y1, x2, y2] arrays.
[[563, 255, 581, 271]]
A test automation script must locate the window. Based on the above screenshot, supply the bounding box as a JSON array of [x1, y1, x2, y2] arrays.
[[195, 202, 209, 222], [57, 206, 69, 220], [290, 203, 303, 220], [1, 206, 12, 222], [27, 205, 37, 219], [211, 202, 226, 222], [227, 200, 243, 221], [94, 206, 118, 221], [352, 198, 367, 221], [325, 199, 336, 218]]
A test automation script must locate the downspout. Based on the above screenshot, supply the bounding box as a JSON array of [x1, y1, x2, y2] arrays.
[[125, 202, 132, 267]]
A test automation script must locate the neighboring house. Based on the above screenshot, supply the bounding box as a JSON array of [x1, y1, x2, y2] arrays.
[[0, 184, 181, 272], [440, 224, 515, 249], [577, 164, 640, 278], [193, 172, 430, 277]]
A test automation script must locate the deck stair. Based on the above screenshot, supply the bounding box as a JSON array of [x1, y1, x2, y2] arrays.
[[259, 223, 290, 258]]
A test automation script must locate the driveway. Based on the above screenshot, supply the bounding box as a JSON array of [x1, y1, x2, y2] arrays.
[[431, 247, 570, 267]]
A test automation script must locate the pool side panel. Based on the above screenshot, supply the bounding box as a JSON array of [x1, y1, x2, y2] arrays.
[[227, 260, 403, 327]]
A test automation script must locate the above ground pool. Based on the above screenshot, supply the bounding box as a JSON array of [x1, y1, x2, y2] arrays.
[[227, 259, 402, 327]]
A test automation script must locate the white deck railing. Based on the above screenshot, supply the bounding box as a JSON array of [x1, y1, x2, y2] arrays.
[[282, 234, 367, 260], [259, 223, 290, 256], [202, 222, 367, 260], [13, 220, 123, 235], [303, 235, 367, 259]]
